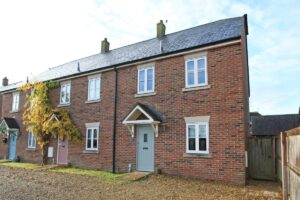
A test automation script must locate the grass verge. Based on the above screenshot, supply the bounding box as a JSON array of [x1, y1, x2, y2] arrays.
[[48, 167, 124, 182], [0, 161, 41, 169]]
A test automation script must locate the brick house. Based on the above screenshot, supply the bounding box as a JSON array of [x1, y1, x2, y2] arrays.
[[0, 15, 250, 184]]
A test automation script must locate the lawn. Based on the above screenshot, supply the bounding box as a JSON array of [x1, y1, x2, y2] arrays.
[[48, 167, 124, 181], [0, 161, 41, 169]]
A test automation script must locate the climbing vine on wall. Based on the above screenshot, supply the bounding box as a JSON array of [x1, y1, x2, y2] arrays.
[[19, 81, 81, 165]]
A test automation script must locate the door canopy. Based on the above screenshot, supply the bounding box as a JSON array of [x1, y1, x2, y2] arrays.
[[0, 117, 20, 136], [122, 103, 163, 137]]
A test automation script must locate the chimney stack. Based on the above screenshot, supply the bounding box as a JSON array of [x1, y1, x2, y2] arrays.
[[101, 38, 110, 53], [157, 20, 166, 38], [2, 77, 8, 86]]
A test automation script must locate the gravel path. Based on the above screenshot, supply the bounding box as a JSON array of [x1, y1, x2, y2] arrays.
[[0, 165, 281, 200]]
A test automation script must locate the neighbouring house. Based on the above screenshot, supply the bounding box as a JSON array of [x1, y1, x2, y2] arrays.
[[0, 15, 250, 184], [248, 112, 299, 181]]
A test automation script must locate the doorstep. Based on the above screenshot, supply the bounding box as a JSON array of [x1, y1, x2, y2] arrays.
[[119, 171, 152, 181]]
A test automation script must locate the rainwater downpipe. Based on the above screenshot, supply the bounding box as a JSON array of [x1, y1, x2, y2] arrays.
[[112, 66, 118, 173]]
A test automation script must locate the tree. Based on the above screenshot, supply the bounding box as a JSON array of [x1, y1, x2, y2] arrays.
[[20, 81, 81, 165]]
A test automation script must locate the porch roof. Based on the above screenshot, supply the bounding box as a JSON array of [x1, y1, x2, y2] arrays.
[[0, 117, 20, 129], [122, 103, 163, 124]]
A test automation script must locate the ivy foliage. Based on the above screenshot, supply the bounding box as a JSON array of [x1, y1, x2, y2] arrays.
[[19, 81, 81, 164]]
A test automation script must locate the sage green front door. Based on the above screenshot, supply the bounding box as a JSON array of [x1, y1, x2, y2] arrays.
[[137, 126, 154, 172]]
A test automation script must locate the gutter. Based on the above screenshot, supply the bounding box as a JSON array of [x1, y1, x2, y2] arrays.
[[112, 66, 118, 173]]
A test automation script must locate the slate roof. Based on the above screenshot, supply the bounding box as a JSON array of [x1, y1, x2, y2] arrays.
[[122, 103, 164, 123], [0, 117, 20, 129], [251, 114, 299, 136], [137, 103, 163, 122], [0, 16, 246, 93]]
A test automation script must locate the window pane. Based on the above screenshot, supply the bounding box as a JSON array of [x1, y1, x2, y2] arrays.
[[144, 133, 148, 142], [28, 132, 32, 146], [197, 59, 206, 84], [93, 139, 97, 148], [95, 78, 100, 99], [147, 68, 153, 80], [88, 79, 94, 100], [88, 129, 92, 139], [187, 61, 195, 85], [147, 79, 153, 91], [139, 70, 145, 92], [32, 135, 36, 147], [188, 125, 196, 138], [139, 70, 145, 81], [187, 61, 194, 72], [199, 138, 207, 151], [61, 86, 65, 103], [66, 85, 70, 103], [189, 138, 196, 150], [93, 129, 98, 139], [199, 125, 206, 138], [146, 68, 153, 91], [87, 139, 91, 148], [198, 70, 205, 84]]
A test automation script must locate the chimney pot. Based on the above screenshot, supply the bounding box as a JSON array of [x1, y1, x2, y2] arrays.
[[2, 77, 8, 86], [101, 38, 110, 53], [157, 20, 166, 38]]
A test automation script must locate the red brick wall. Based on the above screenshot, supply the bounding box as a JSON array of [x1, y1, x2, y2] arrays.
[[0, 91, 42, 162], [0, 42, 248, 184], [115, 43, 247, 184], [48, 73, 115, 170]]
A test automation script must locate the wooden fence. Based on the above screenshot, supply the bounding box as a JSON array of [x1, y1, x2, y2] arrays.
[[281, 127, 300, 200], [248, 136, 276, 180]]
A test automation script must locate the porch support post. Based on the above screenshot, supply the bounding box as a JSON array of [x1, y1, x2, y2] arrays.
[[126, 124, 135, 138], [151, 124, 159, 137]]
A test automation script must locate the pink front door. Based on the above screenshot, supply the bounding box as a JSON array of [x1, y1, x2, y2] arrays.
[[57, 137, 68, 165]]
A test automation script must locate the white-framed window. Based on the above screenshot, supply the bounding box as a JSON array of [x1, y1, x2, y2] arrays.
[[138, 66, 155, 94], [185, 56, 207, 88], [60, 82, 71, 104], [28, 132, 36, 149], [186, 122, 209, 154], [12, 92, 20, 112], [85, 123, 99, 151], [88, 75, 101, 101]]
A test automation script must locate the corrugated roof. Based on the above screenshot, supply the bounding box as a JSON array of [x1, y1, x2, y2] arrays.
[[0, 16, 244, 93], [251, 114, 299, 136]]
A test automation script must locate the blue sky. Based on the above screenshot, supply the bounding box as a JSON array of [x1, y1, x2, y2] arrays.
[[0, 0, 299, 115]]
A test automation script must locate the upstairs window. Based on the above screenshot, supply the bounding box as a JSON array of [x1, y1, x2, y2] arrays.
[[138, 66, 155, 94], [88, 75, 101, 101], [186, 122, 209, 154], [28, 132, 36, 149], [12, 92, 20, 112], [185, 56, 207, 88], [60, 82, 71, 105]]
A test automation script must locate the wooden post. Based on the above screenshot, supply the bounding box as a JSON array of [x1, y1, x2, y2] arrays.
[[281, 131, 288, 200]]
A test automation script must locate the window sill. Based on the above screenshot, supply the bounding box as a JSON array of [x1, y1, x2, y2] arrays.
[[10, 110, 19, 113], [57, 103, 70, 107], [26, 148, 36, 151], [182, 85, 211, 92], [183, 153, 212, 158], [134, 92, 156, 98], [85, 99, 101, 104], [83, 150, 99, 154]]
